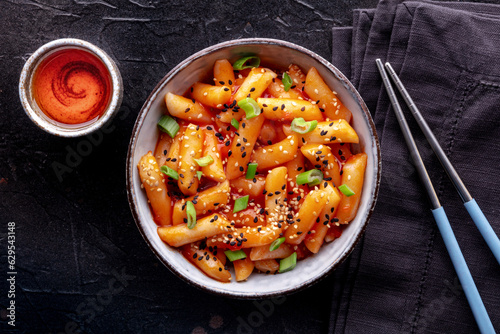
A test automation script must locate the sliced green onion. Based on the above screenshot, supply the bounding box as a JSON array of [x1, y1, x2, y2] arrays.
[[279, 252, 297, 273], [224, 249, 247, 262], [338, 184, 355, 197], [194, 155, 214, 167], [196, 171, 203, 180], [157, 115, 180, 138], [282, 72, 292, 91], [231, 118, 239, 130], [160, 165, 179, 180], [233, 195, 249, 213], [269, 237, 286, 252], [237, 97, 261, 119], [245, 162, 258, 180], [291, 117, 318, 134], [233, 56, 260, 70], [296, 169, 323, 186], [186, 201, 196, 229]]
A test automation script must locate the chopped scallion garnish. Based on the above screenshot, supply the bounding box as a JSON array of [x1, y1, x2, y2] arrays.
[[186, 201, 196, 229], [233, 56, 260, 70], [196, 171, 203, 180], [282, 72, 292, 91], [338, 184, 355, 197], [269, 237, 286, 251], [296, 169, 323, 187], [245, 162, 258, 180], [237, 97, 261, 119], [224, 249, 247, 262], [231, 118, 239, 130], [279, 252, 297, 273], [233, 195, 249, 213], [160, 165, 179, 180], [194, 155, 214, 167], [291, 117, 318, 134], [157, 115, 180, 138]]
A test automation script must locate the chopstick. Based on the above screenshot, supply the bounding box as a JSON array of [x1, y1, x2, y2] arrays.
[[376, 59, 495, 334], [384, 62, 500, 266]]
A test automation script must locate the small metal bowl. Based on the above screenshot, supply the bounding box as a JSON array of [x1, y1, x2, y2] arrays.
[[127, 38, 381, 298], [19, 38, 123, 137]]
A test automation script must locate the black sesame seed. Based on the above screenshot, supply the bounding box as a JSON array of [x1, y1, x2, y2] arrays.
[[224, 87, 229, 91], [273, 106, 278, 111], [242, 152, 247, 158], [229, 80, 233, 85], [239, 166, 244, 172], [281, 104, 285, 110], [250, 87, 255, 92], [193, 253, 198, 259], [225, 141, 230, 146], [207, 126, 213, 130], [228, 151, 232, 157]]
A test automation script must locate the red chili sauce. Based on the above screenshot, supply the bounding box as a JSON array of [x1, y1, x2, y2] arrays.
[[32, 48, 112, 124]]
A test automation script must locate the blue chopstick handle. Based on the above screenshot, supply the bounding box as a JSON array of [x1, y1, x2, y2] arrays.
[[431, 207, 495, 334], [464, 199, 500, 265]]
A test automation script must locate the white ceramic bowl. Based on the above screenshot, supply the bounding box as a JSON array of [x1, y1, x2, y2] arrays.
[[19, 38, 123, 137], [127, 38, 381, 298]]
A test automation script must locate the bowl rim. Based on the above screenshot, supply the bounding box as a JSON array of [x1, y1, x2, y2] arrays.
[[126, 37, 381, 299], [18, 38, 123, 137]]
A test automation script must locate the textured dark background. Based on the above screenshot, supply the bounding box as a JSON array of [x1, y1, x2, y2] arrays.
[[0, 0, 381, 333]]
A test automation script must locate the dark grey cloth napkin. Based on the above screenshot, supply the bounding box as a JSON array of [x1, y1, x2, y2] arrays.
[[329, 1, 500, 333]]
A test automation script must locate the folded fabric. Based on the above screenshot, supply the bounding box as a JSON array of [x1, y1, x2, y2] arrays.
[[330, 1, 500, 333]]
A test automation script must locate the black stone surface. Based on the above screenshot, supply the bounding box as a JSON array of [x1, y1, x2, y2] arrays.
[[0, 1, 381, 333]]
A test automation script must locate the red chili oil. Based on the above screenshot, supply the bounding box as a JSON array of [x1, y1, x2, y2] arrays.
[[32, 48, 112, 125]]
